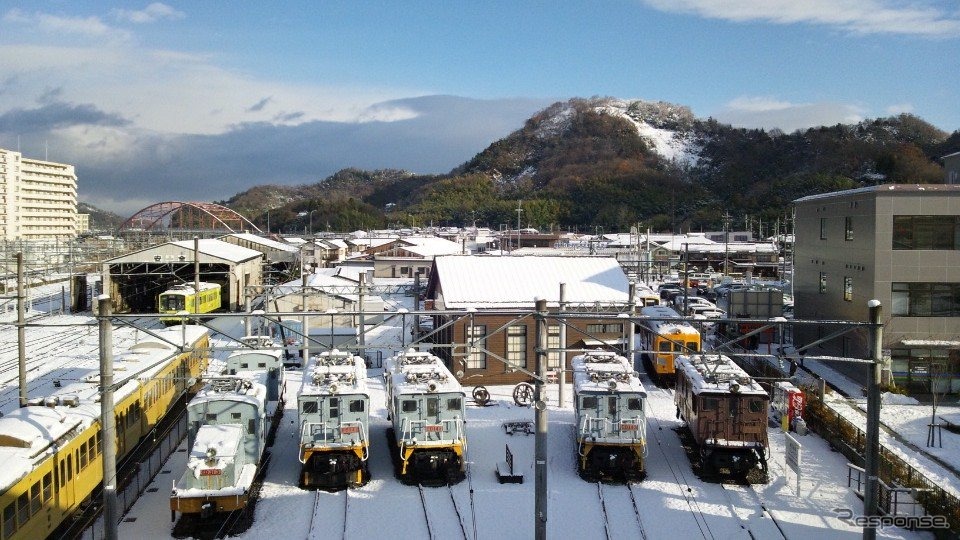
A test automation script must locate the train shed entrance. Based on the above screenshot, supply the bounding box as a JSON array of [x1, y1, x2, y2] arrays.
[[102, 239, 263, 313]]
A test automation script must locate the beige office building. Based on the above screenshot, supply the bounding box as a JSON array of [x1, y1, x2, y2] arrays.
[[0, 148, 78, 241], [793, 184, 960, 395]]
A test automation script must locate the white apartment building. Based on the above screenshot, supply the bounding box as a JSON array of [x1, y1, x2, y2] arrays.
[[0, 148, 78, 241]]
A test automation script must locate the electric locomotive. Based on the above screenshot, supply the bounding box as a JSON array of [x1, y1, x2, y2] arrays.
[[573, 351, 647, 482], [383, 349, 467, 486], [170, 341, 285, 520], [637, 305, 701, 385], [674, 354, 769, 482], [297, 349, 370, 489]]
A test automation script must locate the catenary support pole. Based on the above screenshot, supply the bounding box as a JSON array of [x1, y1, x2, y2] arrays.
[[98, 295, 119, 540], [534, 298, 548, 540], [627, 282, 636, 366], [558, 283, 567, 407], [359, 271, 366, 353], [16, 252, 26, 408], [863, 300, 883, 540], [193, 237, 200, 316], [301, 274, 309, 362]]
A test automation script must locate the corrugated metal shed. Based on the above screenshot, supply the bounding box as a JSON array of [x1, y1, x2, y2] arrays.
[[431, 255, 628, 309]]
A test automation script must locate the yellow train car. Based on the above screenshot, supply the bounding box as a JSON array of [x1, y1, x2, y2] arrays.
[[158, 282, 222, 325], [637, 305, 700, 385], [0, 327, 208, 540]]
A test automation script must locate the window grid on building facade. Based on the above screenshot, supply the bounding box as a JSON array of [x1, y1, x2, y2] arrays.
[[892, 215, 960, 250], [466, 324, 487, 369], [506, 325, 527, 371], [891, 283, 960, 316], [547, 325, 560, 369]]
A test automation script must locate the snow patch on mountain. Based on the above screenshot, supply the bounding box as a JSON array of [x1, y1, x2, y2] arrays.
[[596, 98, 701, 167]]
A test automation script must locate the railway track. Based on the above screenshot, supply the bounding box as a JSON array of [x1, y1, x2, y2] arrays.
[[596, 482, 649, 540], [307, 489, 349, 540], [417, 483, 470, 540], [644, 379, 717, 539], [718, 481, 789, 540]]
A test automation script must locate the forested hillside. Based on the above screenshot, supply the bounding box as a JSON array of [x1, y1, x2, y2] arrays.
[[222, 97, 960, 234]]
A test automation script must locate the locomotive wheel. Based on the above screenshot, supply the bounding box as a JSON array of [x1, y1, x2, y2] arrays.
[[513, 383, 535, 407], [472, 386, 490, 406]]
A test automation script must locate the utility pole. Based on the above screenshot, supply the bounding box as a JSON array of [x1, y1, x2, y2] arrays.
[[358, 271, 367, 355], [98, 295, 119, 540], [683, 242, 690, 316], [863, 300, 883, 540], [301, 274, 309, 362], [627, 282, 636, 366], [534, 298, 548, 540]]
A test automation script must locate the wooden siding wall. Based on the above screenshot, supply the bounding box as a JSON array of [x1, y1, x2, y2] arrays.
[[434, 313, 627, 386]]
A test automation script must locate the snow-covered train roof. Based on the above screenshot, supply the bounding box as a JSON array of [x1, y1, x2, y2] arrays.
[[300, 349, 369, 397], [571, 351, 646, 394], [385, 349, 462, 396], [189, 373, 268, 408], [0, 325, 209, 491], [639, 305, 698, 335], [675, 354, 767, 396]]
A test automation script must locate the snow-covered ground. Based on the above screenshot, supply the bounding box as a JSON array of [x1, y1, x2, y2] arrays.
[[0, 285, 944, 539]]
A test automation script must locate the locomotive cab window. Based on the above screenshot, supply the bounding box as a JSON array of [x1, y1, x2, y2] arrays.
[[231, 412, 242, 420], [402, 400, 418, 413], [447, 398, 462, 411], [581, 396, 598, 409], [749, 399, 764, 413], [686, 342, 698, 352], [248, 419, 256, 434], [206, 413, 217, 422], [302, 401, 318, 414], [701, 397, 718, 411], [627, 398, 642, 411], [658, 342, 671, 353], [427, 397, 439, 416], [349, 399, 365, 412], [608, 397, 618, 414]]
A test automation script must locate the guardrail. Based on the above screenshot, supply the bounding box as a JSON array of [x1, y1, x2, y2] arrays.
[[806, 392, 960, 534]]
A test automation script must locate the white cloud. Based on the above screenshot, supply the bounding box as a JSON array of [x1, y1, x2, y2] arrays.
[[714, 96, 866, 132], [4, 8, 126, 39], [885, 103, 914, 115], [112, 3, 185, 24], [641, 0, 960, 37]]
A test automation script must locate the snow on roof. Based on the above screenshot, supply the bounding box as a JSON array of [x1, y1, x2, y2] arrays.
[[170, 238, 262, 263], [432, 255, 628, 308], [900, 339, 960, 348], [283, 237, 307, 245], [794, 183, 960, 203], [675, 354, 767, 396], [222, 233, 300, 253], [300, 350, 368, 396], [398, 236, 464, 257]]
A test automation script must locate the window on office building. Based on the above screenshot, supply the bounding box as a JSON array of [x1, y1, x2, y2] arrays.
[[891, 283, 960, 316], [843, 276, 853, 301], [819, 272, 827, 293], [844, 217, 853, 241], [820, 218, 827, 240], [892, 216, 960, 250]]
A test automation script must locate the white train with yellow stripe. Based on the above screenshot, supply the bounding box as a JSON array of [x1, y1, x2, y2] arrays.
[[383, 349, 466, 486], [297, 349, 370, 490], [169, 336, 285, 519], [0, 325, 209, 540], [573, 350, 648, 482]]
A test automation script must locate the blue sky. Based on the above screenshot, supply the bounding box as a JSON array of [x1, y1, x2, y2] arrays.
[[1, 1, 958, 214]]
